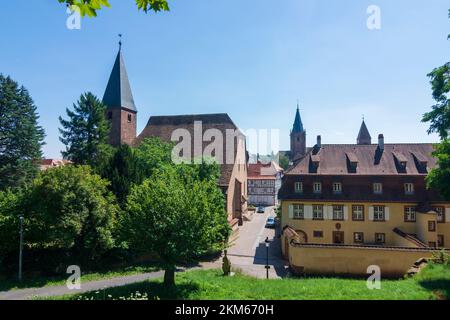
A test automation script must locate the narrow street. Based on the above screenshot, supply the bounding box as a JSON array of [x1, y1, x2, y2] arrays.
[[227, 206, 289, 279]]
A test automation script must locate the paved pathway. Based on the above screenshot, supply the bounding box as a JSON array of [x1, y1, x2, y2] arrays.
[[227, 206, 289, 279]]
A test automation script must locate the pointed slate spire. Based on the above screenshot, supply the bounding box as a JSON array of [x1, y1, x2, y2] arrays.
[[357, 119, 372, 145], [102, 44, 136, 112], [292, 102, 304, 133]]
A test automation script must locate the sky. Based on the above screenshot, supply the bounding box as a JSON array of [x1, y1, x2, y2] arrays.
[[0, 0, 448, 158]]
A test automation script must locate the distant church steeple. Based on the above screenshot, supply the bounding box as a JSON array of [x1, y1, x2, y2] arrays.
[[290, 102, 306, 160], [357, 118, 371, 145], [103, 36, 137, 146]]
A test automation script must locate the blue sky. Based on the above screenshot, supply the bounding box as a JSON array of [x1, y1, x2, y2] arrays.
[[0, 0, 448, 158]]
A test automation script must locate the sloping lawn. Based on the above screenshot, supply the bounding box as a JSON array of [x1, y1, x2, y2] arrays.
[[0, 263, 160, 292], [52, 263, 450, 300]]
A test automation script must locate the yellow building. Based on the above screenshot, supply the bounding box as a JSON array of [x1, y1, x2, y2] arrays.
[[279, 116, 450, 277]]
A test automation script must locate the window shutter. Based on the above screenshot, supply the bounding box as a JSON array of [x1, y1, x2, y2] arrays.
[[385, 207, 390, 221], [369, 206, 374, 221], [288, 205, 294, 219], [323, 206, 328, 220], [343, 206, 349, 220], [305, 205, 313, 219], [446, 208, 450, 223]]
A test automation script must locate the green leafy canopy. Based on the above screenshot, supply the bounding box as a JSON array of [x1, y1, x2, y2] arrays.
[[58, 0, 170, 17]]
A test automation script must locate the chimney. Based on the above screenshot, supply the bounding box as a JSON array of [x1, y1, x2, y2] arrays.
[[317, 135, 322, 148], [378, 134, 384, 150]]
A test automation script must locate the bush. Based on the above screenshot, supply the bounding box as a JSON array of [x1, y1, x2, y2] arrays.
[[26, 165, 120, 261]]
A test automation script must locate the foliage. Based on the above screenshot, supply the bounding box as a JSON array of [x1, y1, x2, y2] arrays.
[[278, 153, 290, 170], [423, 10, 450, 200], [0, 75, 45, 191], [134, 137, 174, 177], [422, 62, 450, 139], [59, 92, 112, 167], [426, 139, 450, 200], [58, 0, 170, 17], [432, 249, 450, 266], [122, 164, 230, 286], [57, 265, 450, 300], [0, 189, 24, 259], [26, 165, 119, 260], [99, 145, 144, 208]]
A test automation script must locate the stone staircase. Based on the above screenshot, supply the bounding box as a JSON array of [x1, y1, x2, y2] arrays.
[[407, 258, 428, 277]]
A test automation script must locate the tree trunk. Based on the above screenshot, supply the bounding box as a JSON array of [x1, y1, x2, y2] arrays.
[[164, 268, 176, 287]]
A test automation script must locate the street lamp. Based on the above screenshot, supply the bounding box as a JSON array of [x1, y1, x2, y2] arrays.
[[18, 215, 24, 282], [265, 237, 270, 279]]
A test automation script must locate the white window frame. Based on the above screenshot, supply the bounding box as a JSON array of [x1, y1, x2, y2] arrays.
[[313, 205, 324, 220], [294, 182, 303, 193], [404, 183, 414, 195], [333, 205, 344, 221], [434, 207, 445, 223], [404, 207, 416, 222], [293, 204, 304, 220], [373, 183, 383, 195], [373, 206, 385, 221], [333, 182, 342, 194], [313, 182, 322, 194], [352, 205, 364, 221]]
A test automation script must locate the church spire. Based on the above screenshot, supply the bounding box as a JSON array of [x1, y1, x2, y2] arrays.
[[103, 38, 138, 147], [102, 38, 136, 112], [357, 119, 372, 145], [292, 102, 304, 133]]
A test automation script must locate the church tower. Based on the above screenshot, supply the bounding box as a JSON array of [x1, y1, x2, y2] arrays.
[[103, 40, 137, 146], [290, 103, 306, 160], [357, 119, 371, 145]]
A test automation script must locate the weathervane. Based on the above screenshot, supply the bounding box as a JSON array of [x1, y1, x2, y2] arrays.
[[118, 34, 123, 49]]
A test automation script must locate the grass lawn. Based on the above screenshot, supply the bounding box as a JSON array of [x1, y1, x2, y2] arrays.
[[0, 263, 160, 292], [51, 263, 450, 300]]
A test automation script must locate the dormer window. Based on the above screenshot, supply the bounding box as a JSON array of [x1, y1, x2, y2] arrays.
[[313, 182, 322, 194], [404, 183, 414, 195], [294, 182, 303, 194], [333, 182, 342, 194], [373, 183, 383, 195]]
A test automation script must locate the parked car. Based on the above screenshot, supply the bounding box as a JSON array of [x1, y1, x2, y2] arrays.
[[257, 206, 265, 213], [266, 217, 276, 228]]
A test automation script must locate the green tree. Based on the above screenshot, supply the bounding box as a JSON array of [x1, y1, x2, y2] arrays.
[[278, 153, 290, 170], [58, 0, 170, 17], [422, 62, 450, 140], [135, 137, 174, 177], [123, 164, 230, 287], [0, 190, 24, 262], [423, 9, 450, 200], [100, 144, 144, 207], [426, 139, 450, 200], [0, 75, 45, 191], [27, 165, 119, 260], [59, 92, 111, 167]]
